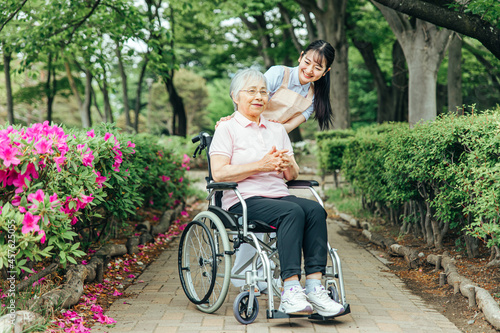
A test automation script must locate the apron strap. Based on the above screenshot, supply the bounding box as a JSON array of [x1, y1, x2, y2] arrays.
[[279, 67, 290, 89], [306, 83, 314, 99]]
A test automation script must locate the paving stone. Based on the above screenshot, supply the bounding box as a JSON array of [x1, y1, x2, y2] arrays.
[[91, 217, 462, 333]]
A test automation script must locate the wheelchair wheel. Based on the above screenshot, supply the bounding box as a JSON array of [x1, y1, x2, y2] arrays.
[[178, 211, 232, 313], [328, 285, 340, 303], [178, 220, 216, 305], [233, 291, 259, 325]]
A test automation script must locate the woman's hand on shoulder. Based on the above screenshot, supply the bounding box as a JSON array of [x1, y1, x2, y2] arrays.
[[215, 114, 234, 129]]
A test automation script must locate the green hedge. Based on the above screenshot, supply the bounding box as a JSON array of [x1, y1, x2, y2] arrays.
[[319, 111, 500, 256]]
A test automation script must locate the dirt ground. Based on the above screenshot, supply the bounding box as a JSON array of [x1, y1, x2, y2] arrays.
[[335, 215, 500, 333]]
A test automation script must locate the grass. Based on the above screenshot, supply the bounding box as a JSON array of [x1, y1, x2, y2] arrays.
[[325, 186, 372, 220]]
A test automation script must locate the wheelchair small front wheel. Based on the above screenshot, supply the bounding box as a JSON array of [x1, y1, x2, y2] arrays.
[[233, 291, 259, 324], [328, 285, 340, 303]]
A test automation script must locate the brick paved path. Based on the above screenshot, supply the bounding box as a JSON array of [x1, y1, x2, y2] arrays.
[[92, 216, 462, 333]]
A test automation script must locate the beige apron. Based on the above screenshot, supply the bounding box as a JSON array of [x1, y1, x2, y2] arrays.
[[262, 67, 314, 123]]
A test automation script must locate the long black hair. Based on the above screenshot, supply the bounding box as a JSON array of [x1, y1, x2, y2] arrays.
[[302, 40, 335, 130]]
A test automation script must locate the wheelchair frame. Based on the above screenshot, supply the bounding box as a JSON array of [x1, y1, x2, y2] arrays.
[[178, 132, 350, 324]]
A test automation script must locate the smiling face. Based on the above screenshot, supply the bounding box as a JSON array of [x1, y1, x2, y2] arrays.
[[233, 79, 268, 123], [297, 50, 330, 85]]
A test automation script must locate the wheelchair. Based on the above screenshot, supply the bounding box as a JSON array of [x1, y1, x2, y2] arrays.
[[178, 131, 350, 324]]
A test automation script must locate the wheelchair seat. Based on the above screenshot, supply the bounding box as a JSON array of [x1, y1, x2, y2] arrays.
[[208, 206, 277, 233]]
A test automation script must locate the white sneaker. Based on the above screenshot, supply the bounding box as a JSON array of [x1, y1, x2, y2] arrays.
[[278, 285, 313, 315], [307, 285, 344, 317]]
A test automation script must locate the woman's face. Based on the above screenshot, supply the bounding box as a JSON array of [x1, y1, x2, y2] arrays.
[[297, 51, 330, 85], [234, 79, 268, 120]]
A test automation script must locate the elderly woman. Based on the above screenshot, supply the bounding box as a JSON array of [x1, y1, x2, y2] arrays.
[[209, 68, 344, 317]]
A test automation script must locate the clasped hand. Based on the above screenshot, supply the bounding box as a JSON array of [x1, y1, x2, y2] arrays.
[[261, 146, 292, 174]]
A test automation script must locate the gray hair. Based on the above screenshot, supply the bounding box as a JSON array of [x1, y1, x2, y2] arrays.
[[230, 69, 267, 111]]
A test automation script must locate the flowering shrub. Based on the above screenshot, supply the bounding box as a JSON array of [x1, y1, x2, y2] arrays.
[[0, 122, 190, 272]]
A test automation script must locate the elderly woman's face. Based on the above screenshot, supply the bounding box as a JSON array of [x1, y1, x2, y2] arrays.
[[234, 79, 268, 118]]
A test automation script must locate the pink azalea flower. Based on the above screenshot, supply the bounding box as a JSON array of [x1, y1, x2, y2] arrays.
[[49, 193, 59, 204], [104, 133, 112, 141], [179, 223, 187, 231], [90, 304, 103, 313], [168, 192, 173, 198], [81, 152, 94, 167], [112, 290, 122, 296], [80, 193, 94, 204], [21, 212, 41, 234], [34, 138, 52, 154], [93, 313, 116, 324], [127, 141, 135, 148], [86, 129, 95, 138], [94, 171, 107, 187], [0, 145, 21, 167], [11, 195, 21, 206], [81, 260, 88, 265], [179, 177, 183, 183], [54, 155, 66, 172], [181, 211, 189, 217], [38, 229, 46, 244], [19, 206, 26, 213], [160, 175, 170, 182], [28, 189, 45, 203], [128, 274, 135, 279], [77, 144, 85, 151]]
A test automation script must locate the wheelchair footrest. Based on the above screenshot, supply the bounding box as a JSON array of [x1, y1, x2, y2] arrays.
[[266, 310, 310, 319], [308, 303, 351, 320]]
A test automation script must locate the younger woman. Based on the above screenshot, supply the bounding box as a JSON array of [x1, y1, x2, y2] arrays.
[[219, 40, 336, 293], [217, 40, 336, 133]]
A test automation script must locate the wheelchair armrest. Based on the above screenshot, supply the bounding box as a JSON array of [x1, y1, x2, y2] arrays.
[[207, 182, 238, 190], [286, 180, 319, 188]]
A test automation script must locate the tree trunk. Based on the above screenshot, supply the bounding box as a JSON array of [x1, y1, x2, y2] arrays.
[[464, 231, 480, 258], [64, 61, 84, 118], [3, 48, 14, 125], [134, 59, 149, 133], [391, 41, 408, 122], [424, 201, 434, 247], [81, 69, 92, 128], [352, 39, 392, 123], [301, 0, 350, 129], [164, 74, 187, 137], [322, 0, 350, 129], [97, 69, 113, 123], [447, 33, 462, 113], [45, 55, 57, 123], [405, 22, 451, 127], [372, 3, 452, 127], [288, 127, 303, 142], [116, 43, 132, 132]]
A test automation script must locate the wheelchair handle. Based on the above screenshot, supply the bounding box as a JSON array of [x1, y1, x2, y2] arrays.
[[191, 131, 211, 143]]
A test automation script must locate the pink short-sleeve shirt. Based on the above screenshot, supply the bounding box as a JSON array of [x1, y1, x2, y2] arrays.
[[209, 112, 293, 210]]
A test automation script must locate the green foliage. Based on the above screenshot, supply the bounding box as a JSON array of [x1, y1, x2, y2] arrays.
[[204, 78, 234, 131], [319, 111, 500, 247], [0, 121, 189, 272]]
